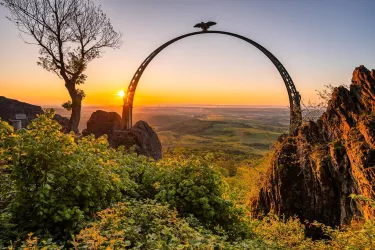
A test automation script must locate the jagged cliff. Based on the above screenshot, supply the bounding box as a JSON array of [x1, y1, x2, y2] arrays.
[[254, 66, 375, 228]]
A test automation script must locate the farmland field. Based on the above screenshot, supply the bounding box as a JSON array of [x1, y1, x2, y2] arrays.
[[54, 105, 288, 157]]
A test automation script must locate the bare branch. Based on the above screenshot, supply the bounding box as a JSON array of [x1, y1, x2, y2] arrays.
[[1, 0, 123, 133], [1, 0, 123, 85], [302, 84, 350, 122]]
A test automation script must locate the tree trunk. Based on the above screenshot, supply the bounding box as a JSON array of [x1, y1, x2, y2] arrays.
[[65, 81, 82, 134]]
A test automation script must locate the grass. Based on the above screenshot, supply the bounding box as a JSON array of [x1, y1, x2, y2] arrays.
[[157, 118, 285, 157]]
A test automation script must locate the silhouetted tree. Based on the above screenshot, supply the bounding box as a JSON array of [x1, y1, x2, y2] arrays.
[[1, 0, 122, 133]]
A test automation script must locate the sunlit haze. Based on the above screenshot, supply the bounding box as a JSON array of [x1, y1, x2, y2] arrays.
[[1, 0, 374, 108], [118, 90, 125, 99]]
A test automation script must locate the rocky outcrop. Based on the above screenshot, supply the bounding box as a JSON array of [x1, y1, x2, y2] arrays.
[[0, 96, 44, 127], [112, 121, 162, 160], [83, 110, 123, 139], [0, 96, 70, 131], [254, 66, 375, 229], [83, 111, 162, 160], [53, 114, 70, 132]]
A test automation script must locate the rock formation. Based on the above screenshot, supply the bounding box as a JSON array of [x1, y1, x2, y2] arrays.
[[83, 110, 162, 160], [0, 96, 69, 131], [83, 110, 123, 140], [112, 121, 162, 160], [254, 66, 375, 230], [53, 114, 70, 132], [0, 96, 44, 127]]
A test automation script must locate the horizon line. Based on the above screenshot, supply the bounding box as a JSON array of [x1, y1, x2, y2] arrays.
[[43, 104, 290, 109]]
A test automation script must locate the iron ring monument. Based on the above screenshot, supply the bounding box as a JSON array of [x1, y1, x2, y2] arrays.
[[122, 22, 302, 133]]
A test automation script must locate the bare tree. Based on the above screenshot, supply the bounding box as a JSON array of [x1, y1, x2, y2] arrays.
[[302, 83, 349, 122], [1, 0, 122, 133]]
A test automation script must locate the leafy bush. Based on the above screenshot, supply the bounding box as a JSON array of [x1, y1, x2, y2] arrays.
[[251, 211, 375, 249], [0, 111, 143, 242], [252, 215, 318, 249], [2, 112, 375, 249], [73, 199, 226, 249], [0, 112, 252, 245], [7, 233, 63, 250], [73, 199, 270, 250], [152, 155, 251, 240]]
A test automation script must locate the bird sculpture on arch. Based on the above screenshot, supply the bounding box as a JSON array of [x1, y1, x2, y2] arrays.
[[194, 21, 217, 32]]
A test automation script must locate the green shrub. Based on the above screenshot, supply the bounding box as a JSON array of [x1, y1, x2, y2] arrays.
[[73, 199, 223, 249], [2, 112, 375, 249], [252, 215, 319, 249], [152, 156, 251, 240], [0, 112, 251, 245], [7, 233, 63, 250], [0, 111, 142, 242], [73, 200, 267, 250]]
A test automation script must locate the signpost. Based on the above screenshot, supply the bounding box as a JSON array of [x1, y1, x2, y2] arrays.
[[10, 120, 22, 130], [15, 113, 27, 120]]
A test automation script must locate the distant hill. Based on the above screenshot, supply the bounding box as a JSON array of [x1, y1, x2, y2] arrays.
[[140, 115, 191, 127], [158, 119, 215, 134]]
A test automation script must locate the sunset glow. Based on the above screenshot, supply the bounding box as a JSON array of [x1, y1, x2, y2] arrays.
[[118, 90, 125, 98], [1, 1, 374, 108]]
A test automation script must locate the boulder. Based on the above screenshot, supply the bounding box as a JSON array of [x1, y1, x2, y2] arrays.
[[83, 110, 123, 139], [112, 121, 162, 160], [253, 65, 375, 231], [83, 111, 162, 160], [53, 114, 70, 133]]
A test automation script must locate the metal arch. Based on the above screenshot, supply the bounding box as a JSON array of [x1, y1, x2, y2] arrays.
[[122, 30, 302, 133]]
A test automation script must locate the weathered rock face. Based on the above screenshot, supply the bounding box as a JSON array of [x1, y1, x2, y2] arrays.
[[254, 65, 375, 228], [0, 96, 44, 127], [53, 114, 70, 133], [83, 110, 162, 160], [83, 110, 123, 139], [0, 96, 70, 131], [112, 121, 162, 160]]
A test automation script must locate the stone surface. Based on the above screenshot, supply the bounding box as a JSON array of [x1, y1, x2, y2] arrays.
[[112, 121, 162, 160], [83, 110, 123, 139], [0, 96, 44, 127], [0, 96, 70, 131], [84, 111, 162, 160], [53, 114, 70, 133], [253, 65, 375, 229]]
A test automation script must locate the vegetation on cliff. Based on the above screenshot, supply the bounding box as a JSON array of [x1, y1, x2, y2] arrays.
[[254, 66, 375, 229], [0, 108, 375, 249]]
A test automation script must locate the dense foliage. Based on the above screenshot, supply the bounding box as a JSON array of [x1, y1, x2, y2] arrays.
[[0, 111, 143, 241], [0, 112, 246, 246], [1, 112, 375, 249], [73, 200, 236, 249], [151, 156, 250, 239]]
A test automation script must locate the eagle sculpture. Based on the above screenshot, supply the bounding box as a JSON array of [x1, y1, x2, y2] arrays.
[[194, 21, 217, 32]]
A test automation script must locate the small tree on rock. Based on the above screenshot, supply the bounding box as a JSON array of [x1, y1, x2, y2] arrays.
[[302, 84, 349, 122], [1, 0, 122, 133]]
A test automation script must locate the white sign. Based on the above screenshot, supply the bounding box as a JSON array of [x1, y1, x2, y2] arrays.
[[15, 114, 27, 120]]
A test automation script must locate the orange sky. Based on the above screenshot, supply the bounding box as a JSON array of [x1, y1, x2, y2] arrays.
[[0, 34, 298, 108], [1, 0, 373, 108]]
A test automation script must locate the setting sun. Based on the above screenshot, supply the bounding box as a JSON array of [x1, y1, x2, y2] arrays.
[[118, 90, 125, 98]]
